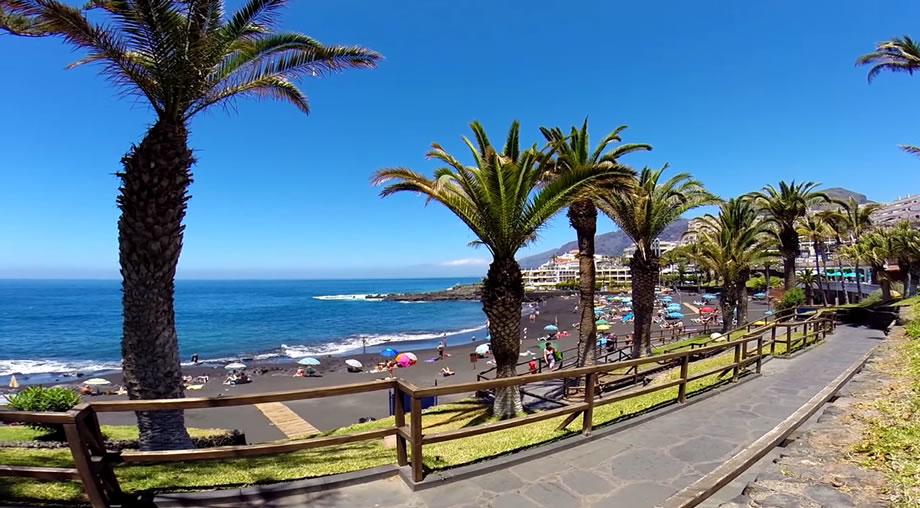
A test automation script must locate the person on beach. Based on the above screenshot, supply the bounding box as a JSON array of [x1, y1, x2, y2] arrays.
[[528, 359, 538, 375], [191, 353, 199, 365], [294, 367, 305, 377], [386, 360, 397, 379], [544, 344, 557, 370], [440, 367, 455, 377], [437, 340, 445, 360]]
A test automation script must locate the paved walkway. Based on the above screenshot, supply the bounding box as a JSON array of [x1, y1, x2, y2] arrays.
[[165, 325, 883, 508], [254, 402, 319, 438]]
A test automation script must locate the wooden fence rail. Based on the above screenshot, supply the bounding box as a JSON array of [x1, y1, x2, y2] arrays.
[[0, 311, 834, 507]]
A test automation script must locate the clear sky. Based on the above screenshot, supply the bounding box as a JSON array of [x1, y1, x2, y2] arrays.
[[2, 1, 919, 279]]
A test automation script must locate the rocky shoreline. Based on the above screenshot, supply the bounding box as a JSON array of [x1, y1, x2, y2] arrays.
[[383, 283, 569, 302]]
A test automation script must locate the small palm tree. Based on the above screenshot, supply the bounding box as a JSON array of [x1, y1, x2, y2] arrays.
[[751, 181, 830, 291], [694, 198, 772, 331], [839, 198, 881, 299], [798, 268, 818, 305], [796, 214, 834, 306], [375, 121, 625, 418], [596, 167, 715, 357], [540, 120, 648, 367], [2, 0, 379, 450], [817, 208, 850, 304], [858, 36, 920, 156], [890, 222, 920, 297], [857, 230, 895, 300]]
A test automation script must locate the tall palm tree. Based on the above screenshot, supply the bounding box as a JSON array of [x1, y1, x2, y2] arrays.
[[694, 198, 772, 331], [751, 181, 830, 291], [840, 198, 881, 300], [798, 268, 817, 305], [1, 0, 379, 450], [817, 208, 850, 304], [596, 167, 714, 357], [890, 221, 920, 297], [796, 214, 833, 306], [540, 121, 648, 367], [375, 121, 625, 418], [858, 230, 895, 300], [858, 36, 920, 156]]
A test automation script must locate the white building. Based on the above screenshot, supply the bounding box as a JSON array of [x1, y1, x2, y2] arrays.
[[522, 250, 631, 289], [871, 194, 920, 227]]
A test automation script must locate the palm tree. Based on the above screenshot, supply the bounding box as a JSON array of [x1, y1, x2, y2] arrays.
[[817, 208, 850, 304], [858, 36, 920, 156], [540, 121, 648, 367], [596, 167, 715, 357], [858, 230, 895, 300], [751, 181, 830, 291], [375, 121, 625, 418], [694, 198, 772, 331], [839, 198, 881, 300], [890, 222, 920, 297], [796, 214, 833, 306], [798, 268, 818, 305], [1, 0, 379, 450]]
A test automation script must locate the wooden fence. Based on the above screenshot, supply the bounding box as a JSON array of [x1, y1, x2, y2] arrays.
[[0, 312, 834, 507]]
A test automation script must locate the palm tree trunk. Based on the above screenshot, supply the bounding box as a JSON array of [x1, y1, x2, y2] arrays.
[[482, 256, 524, 419], [837, 255, 849, 305], [804, 284, 814, 305], [119, 120, 194, 451], [813, 246, 825, 306], [720, 282, 734, 333], [568, 200, 597, 368], [855, 259, 863, 302], [819, 247, 830, 306], [783, 252, 796, 291], [630, 253, 658, 357], [736, 271, 750, 325]]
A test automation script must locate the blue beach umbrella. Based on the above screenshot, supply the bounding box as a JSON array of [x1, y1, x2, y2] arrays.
[[380, 347, 399, 358], [666, 312, 684, 320], [544, 324, 559, 333], [702, 294, 718, 301], [660, 296, 673, 303], [666, 303, 682, 312], [298, 357, 320, 366]]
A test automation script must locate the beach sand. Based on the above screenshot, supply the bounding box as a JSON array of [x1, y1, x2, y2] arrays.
[[7, 293, 769, 444]]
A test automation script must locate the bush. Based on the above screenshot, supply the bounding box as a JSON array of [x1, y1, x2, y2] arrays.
[[7, 387, 81, 437], [776, 288, 806, 310]]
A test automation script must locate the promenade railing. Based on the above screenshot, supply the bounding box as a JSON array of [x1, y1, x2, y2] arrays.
[[0, 311, 834, 507]]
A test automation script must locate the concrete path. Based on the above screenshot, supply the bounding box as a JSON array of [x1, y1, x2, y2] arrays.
[[166, 325, 883, 508]]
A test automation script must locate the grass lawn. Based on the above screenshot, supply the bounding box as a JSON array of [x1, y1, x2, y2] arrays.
[[0, 344, 778, 504], [850, 304, 920, 507]]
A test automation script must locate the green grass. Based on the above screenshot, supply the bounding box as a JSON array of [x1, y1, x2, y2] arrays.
[[652, 335, 710, 354], [0, 347, 774, 504], [851, 303, 920, 507], [0, 425, 225, 444]]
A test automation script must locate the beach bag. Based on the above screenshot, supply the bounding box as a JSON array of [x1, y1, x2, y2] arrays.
[[554, 350, 563, 362]]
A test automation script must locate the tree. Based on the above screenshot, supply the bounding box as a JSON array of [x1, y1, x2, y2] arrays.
[[857, 230, 894, 300], [1, 0, 380, 450], [540, 121, 647, 367], [839, 198, 880, 300], [798, 268, 817, 305], [751, 181, 830, 291], [694, 198, 772, 331], [858, 36, 920, 156], [375, 121, 624, 418], [596, 167, 715, 357], [796, 214, 833, 306], [817, 208, 850, 304], [890, 221, 920, 296]]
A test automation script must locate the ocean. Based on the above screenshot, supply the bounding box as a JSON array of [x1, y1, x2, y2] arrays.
[[0, 278, 486, 379]]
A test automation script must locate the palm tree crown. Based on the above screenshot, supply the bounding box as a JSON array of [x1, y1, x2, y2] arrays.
[[0, 0, 380, 122], [858, 36, 920, 156]]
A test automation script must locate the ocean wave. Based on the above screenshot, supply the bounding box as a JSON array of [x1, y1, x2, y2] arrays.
[[0, 359, 120, 377], [280, 324, 488, 357], [312, 294, 385, 302]]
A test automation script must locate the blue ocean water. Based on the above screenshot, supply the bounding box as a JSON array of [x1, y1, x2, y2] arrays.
[[0, 279, 485, 377]]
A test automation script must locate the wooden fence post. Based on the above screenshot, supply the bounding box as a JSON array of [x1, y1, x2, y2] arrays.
[[410, 396, 424, 482], [393, 384, 408, 467], [582, 372, 596, 436], [677, 354, 690, 403], [785, 326, 792, 356], [770, 325, 777, 356], [732, 343, 741, 381], [64, 407, 116, 508], [756, 334, 764, 374]]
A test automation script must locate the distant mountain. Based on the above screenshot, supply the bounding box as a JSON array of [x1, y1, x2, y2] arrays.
[[822, 187, 871, 205], [518, 218, 690, 269]]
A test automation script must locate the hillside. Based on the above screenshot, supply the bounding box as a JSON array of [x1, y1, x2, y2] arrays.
[[518, 218, 689, 269]]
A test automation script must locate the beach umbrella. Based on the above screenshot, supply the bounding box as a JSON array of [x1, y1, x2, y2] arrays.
[[475, 344, 490, 356], [667, 303, 682, 312], [380, 347, 399, 358], [594, 309, 604, 315], [703, 294, 717, 301], [595, 319, 608, 325], [8, 375, 18, 389], [83, 378, 111, 386], [753, 292, 767, 299], [660, 296, 673, 303], [345, 359, 363, 369], [224, 362, 246, 370], [597, 324, 612, 331], [596, 337, 608, 347], [710, 333, 722, 340], [298, 357, 321, 366], [403, 352, 418, 362], [395, 353, 416, 367], [666, 312, 684, 320], [544, 324, 558, 332], [700, 306, 715, 313]]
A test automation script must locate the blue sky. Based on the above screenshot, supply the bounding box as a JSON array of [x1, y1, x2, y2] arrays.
[[1, 1, 919, 279]]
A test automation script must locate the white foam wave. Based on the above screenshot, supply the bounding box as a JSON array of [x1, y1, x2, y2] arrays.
[[0, 359, 121, 377], [312, 294, 385, 302], [280, 324, 488, 357]]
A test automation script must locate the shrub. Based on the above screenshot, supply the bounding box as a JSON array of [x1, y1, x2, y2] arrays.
[[776, 288, 806, 310], [7, 387, 81, 437]]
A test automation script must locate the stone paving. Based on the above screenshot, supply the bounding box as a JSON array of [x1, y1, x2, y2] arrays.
[[159, 325, 883, 508]]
